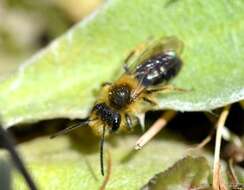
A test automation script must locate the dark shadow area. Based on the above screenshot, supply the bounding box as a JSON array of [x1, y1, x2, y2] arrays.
[[3, 102, 243, 168], [7, 118, 69, 144], [226, 103, 244, 135], [69, 127, 100, 154]]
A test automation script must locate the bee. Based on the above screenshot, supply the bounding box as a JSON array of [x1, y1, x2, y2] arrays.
[[51, 36, 184, 175]]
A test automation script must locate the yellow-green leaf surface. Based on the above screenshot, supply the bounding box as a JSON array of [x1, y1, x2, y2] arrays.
[[2, 132, 242, 190], [0, 0, 244, 127], [141, 156, 211, 190], [12, 133, 211, 190]]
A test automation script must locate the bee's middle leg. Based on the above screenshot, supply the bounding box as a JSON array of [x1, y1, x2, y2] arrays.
[[125, 113, 133, 131], [142, 96, 158, 106]]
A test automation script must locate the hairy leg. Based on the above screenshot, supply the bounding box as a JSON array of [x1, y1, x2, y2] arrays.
[[146, 84, 189, 94], [142, 96, 158, 106], [125, 113, 133, 130]]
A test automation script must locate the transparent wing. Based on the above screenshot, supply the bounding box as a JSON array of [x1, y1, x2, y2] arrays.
[[125, 36, 184, 73], [124, 36, 184, 99]]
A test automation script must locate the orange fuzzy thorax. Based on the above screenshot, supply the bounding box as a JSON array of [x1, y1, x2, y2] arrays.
[[88, 74, 146, 136]]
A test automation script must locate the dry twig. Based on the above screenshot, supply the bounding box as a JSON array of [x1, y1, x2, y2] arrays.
[[135, 111, 176, 150]]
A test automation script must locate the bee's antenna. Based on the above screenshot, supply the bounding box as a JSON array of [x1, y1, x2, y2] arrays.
[[50, 118, 90, 139], [0, 127, 37, 190], [100, 125, 106, 176]]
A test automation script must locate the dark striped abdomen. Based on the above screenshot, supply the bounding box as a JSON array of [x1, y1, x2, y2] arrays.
[[135, 52, 182, 87]]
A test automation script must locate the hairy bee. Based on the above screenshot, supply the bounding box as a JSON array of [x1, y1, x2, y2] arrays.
[[51, 36, 184, 175]]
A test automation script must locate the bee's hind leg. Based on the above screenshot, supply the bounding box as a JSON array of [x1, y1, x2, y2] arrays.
[[146, 84, 189, 94]]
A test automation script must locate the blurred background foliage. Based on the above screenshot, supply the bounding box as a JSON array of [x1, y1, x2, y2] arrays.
[[0, 0, 102, 76], [0, 0, 243, 189], [0, 1, 101, 188]]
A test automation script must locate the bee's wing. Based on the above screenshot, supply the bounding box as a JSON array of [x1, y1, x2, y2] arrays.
[[126, 36, 184, 73], [125, 36, 184, 99]]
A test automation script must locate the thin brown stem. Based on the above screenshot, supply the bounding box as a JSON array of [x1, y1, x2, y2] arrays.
[[213, 105, 230, 190], [99, 150, 112, 190], [135, 111, 176, 150], [228, 159, 239, 187], [186, 129, 215, 153]]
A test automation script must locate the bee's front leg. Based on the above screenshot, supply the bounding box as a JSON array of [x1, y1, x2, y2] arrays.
[[123, 50, 136, 74]]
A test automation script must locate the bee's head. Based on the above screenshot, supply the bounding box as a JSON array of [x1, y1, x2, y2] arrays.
[[97, 108, 121, 176], [91, 102, 123, 176], [93, 103, 122, 133]]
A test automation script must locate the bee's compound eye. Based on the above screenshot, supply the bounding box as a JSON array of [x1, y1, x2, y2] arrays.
[[111, 113, 121, 132]]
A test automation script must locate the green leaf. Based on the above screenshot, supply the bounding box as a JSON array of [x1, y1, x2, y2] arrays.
[[1, 130, 240, 190], [0, 0, 244, 127], [10, 133, 211, 190], [10, 132, 244, 190], [141, 156, 211, 190]]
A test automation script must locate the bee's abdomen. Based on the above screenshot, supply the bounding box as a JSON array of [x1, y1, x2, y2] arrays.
[[93, 103, 121, 132], [135, 52, 182, 87]]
